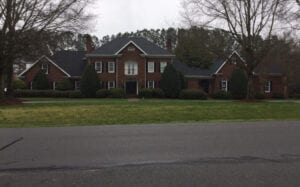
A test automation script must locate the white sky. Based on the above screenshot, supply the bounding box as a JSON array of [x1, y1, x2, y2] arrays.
[[90, 0, 182, 38]]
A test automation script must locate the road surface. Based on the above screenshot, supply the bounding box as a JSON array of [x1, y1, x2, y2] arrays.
[[1, 121, 300, 186]]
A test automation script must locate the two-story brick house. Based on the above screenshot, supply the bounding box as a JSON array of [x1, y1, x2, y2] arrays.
[[19, 37, 175, 95]]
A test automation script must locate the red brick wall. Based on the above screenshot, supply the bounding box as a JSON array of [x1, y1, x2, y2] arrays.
[[22, 57, 67, 88], [88, 44, 172, 90]]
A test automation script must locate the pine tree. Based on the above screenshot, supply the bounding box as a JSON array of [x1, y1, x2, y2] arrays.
[[32, 70, 49, 90], [80, 64, 100, 98], [160, 64, 183, 98], [229, 68, 248, 99]]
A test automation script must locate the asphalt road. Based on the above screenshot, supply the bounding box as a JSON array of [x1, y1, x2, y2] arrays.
[[0, 121, 300, 186]]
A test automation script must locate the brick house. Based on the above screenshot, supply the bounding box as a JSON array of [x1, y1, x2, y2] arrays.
[[19, 37, 175, 95], [19, 37, 286, 97], [173, 51, 287, 98]]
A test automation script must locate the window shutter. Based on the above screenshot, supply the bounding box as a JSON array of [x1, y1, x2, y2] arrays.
[[270, 81, 273, 92], [156, 62, 159, 73], [146, 62, 148, 73]]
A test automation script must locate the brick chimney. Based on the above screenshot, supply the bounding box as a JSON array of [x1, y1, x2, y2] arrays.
[[85, 34, 95, 52], [166, 38, 172, 53]]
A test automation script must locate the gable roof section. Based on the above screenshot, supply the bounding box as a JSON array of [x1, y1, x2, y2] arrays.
[[50, 51, 87, 77], [19, 51, 87, 77], [88, 37, 174, 57], [173, 59, 225, 78], [19, 55, 71, 77]]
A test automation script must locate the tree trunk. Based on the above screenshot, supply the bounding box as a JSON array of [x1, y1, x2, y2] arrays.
[[0, 68, 5, 99], [6, 61, 14, 98], [247, 73, 255, 99]]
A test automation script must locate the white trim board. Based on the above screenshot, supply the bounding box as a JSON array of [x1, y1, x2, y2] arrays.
[[18, 55, 71, 77], [115, 41, 148, 55]]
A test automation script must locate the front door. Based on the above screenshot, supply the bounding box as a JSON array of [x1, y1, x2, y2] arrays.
[[126, 81, 137, 95]]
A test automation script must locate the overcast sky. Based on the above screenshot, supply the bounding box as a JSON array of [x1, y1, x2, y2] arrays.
[[90, 0, 182, 37]]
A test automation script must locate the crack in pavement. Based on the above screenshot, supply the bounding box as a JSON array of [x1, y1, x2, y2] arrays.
[[1, 154, 300, 173], [0, 137, 24, 152]]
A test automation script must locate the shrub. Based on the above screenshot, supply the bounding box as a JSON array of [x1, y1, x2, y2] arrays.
[[254, 93, 265, 100], [12, 79, 26, 90], [293, 94, 300, 99], [213, 91, 232, 100], [160, 64, 184, 98], [229, 68, 248, 99], [56, 79, 73, 91], [153, 89, 165, 98], [139, 89, 154, 98], [69, 91, 83, 98], [272, 93, 285, 99], [14, 90, 72, 98], [32, 70, 49, 90], [109, 88, 125, 98], [179, 89, 208, 100], [96, 89, 110, 98], [80, 64, 100, 97]]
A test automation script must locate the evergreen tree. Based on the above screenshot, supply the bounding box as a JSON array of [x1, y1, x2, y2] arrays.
[[32, 70, 49, 90], [160, 64, 183, 98], [80, 64, 100, 98], [229, 68, 248, 99]]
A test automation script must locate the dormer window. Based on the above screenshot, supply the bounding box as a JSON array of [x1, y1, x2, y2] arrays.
[[41, 63, 48, 74], [128, 46, 135, 51]]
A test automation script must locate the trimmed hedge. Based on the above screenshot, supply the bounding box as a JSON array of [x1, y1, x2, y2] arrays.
[[14, 90, 82, 98], [254, 93, 265, 100], [179, 89, 208, 100], [109, 88, 125, 98], [139, 89, 165, 98], [293, 94, 300, 99], [272, 93, 285, 99], [96, 89, 110, 98], [56, 79, 73, 91], [213, 91, 232, 100]]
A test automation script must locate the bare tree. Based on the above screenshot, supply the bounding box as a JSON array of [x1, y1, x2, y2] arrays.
[[182, 0, 299, 98], [0, 0, 93, 98]]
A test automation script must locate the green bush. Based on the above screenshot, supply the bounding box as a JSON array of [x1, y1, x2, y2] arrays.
[[213, 91, 232, 100], [32, 70, 49, 90], [272, 93, 285, 99], [69, 91, 83, 98], [139, 89, 154, 98], [229, 68, 248, 99], [160, 64, 184, 98], [254, 93, 265, 100], [96, 89, 110, 98], [12, 79, 27, 90], [14, 90, 73, 98], [56, 79, 73, 91], [293, 94, 300, 99], [109, 89, 125, 98], [179, 89, 208, 100], [80, 64, 100, 98], [153, 89, 165, 98]]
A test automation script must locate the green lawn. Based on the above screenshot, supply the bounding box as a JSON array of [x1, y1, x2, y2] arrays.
[[0, 98, 299, 128]]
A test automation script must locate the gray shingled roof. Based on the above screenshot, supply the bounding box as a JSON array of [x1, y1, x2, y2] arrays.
[[89, 37, 173, 56], [173, 59, 225, 77], [50, 51, 87, 77]]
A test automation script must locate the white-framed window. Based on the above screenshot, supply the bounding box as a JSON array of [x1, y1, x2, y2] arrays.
[[41, 63, 48, 74], [160, 62, 167, 73], [147, 62, 155, 73], [95, 61, 102, 73], [108, 81, 115, 90], [221, 79, 228, 92], [147, 80, 155, 89], [75, 81, 80, 90], [108, 62, 115, 73], [264, 81, 271, 93], [125, 62, 138, 75]]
